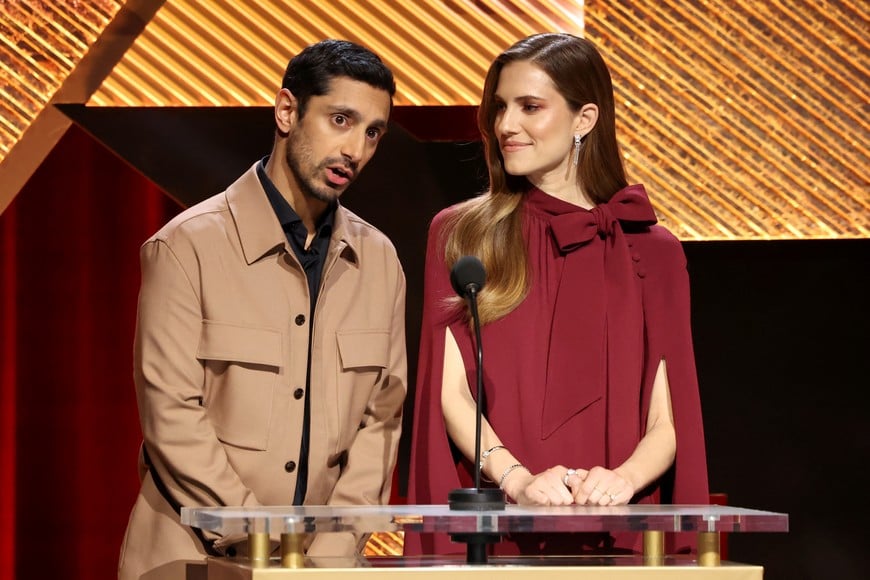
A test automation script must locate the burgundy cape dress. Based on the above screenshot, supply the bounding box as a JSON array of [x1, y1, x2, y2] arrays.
[[405, 185, 709, 556]]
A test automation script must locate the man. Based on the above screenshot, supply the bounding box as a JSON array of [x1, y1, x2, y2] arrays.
[[118, 39, 407, 579]]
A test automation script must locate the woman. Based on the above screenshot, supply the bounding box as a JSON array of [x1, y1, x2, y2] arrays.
[[406, 33, 708, 556]]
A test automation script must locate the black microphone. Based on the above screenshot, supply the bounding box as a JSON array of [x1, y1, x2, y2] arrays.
[[450, 255, 486, 299], [447, 256, 505, 517]]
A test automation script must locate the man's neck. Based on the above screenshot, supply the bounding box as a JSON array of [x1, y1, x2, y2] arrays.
[[264, 155, 327, 235]]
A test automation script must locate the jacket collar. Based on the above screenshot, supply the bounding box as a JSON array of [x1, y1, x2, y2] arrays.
[[227, 163, 360, 266], [226, 163, 286, 265]]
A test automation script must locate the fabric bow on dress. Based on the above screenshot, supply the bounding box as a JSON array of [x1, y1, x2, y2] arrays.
[[540, 185, 657, 474]]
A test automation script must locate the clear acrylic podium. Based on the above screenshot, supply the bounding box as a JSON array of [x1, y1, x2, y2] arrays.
[[181, 504, 788, 579]]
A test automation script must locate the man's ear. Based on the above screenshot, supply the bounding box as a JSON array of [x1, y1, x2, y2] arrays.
[[574, 103, 599, 136], [275, 88, 297, 135]]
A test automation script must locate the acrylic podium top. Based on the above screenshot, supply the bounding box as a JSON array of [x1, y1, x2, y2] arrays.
[[180, 504, 788, 536]]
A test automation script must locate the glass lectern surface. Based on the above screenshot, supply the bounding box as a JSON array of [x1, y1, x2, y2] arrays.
[[180, 504, 788, 536]]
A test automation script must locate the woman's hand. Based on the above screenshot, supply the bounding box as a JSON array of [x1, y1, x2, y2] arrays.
[[503, 465, 576, 506], [564, 465, 634, 506]]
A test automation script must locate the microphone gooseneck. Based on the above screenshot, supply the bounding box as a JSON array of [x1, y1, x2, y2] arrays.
[[450, 255, 486, 489], [447, 256, 505, 519]]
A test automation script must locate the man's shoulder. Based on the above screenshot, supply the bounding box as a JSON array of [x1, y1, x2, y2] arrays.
[[338, 205, 398, 253], [147, 165, 263, 249], [147, 191, 230, 247]]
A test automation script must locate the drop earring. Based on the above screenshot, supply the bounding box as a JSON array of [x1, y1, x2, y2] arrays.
[[572, 134, 582, 166]]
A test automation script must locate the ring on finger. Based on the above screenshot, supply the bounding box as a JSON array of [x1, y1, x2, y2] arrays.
[[608, 492, 617, 502], [562, 468, 577, 487]]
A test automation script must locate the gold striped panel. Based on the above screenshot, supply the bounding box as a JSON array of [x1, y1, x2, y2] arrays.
[[0, 0, 123, 157], [364, 530, 404, 557], [89, 0, 583, 107], [585, 0, 868, 239]]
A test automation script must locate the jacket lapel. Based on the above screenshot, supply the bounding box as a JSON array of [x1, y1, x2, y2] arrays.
[[225, 163, 287, 265]]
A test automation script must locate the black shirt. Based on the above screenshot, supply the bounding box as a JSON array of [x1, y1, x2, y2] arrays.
[[257, 158, 335, 504]]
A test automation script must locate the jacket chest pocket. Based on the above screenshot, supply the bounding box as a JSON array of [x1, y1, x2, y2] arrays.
[[333, 329, 389, 441], [197, 320, 283, 451]]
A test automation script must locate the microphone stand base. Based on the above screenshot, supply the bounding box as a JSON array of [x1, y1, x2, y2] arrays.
[[448, 487, 506, 564], [448, 487, 506, 511]]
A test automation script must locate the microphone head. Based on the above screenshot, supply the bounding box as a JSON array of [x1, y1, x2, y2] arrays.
[[450, 255, 486, 298]]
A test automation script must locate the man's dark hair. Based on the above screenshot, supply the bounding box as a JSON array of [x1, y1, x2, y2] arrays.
[[282, 39, 396, 118]]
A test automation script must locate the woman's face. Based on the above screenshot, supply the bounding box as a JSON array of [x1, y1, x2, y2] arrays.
[[493, 60, 580, 182]]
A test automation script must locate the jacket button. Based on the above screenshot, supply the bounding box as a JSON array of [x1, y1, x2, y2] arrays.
[[294, 314, 306, 326], [284, 461, 297, 472], [636, 269, 647, 278], [293, 387, 304, 400], [631, 253, 641, 262]]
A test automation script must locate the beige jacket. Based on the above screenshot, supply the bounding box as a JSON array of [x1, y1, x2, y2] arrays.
[[118, 164, 407, 579]]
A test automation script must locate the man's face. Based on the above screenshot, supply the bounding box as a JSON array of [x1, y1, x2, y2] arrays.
[[285, 77, 391, 204]]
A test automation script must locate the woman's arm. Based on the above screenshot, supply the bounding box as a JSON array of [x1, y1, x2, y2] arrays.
[[440, 327, 574, 505], [569, 358, 677, 505]]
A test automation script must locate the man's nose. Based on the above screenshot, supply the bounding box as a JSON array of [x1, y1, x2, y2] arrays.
[[341, 130, 367, 163]]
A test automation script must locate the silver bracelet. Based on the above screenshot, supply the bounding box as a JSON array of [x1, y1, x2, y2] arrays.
[[479, 445, 506, 470], [498, 463, 528, 489]]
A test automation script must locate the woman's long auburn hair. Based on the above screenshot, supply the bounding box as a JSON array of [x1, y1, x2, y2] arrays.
[[443, 33, 629, 324]]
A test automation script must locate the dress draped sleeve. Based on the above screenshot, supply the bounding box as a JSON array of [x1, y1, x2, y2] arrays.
[[405, 208, 468, 555], [632, 226, 709, 552]]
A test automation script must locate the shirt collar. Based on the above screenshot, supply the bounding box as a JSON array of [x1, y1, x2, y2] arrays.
[[256, 156, 336, 237]]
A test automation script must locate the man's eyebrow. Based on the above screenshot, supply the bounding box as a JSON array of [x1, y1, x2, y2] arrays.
[[331, 106, 388, 130], [369, 119, 389, 132], [331, 105, 362, 120]]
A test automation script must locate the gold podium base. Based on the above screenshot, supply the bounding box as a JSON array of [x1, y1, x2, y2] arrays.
[[207, 556, 763, 580]]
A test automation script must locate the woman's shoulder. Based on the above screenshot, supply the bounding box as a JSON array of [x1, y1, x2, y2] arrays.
[[429, 195, 489, 233], [626, 224, 687, 268]]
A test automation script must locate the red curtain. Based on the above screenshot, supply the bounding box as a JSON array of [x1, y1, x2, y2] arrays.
[[0, 125, 181, 580]]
